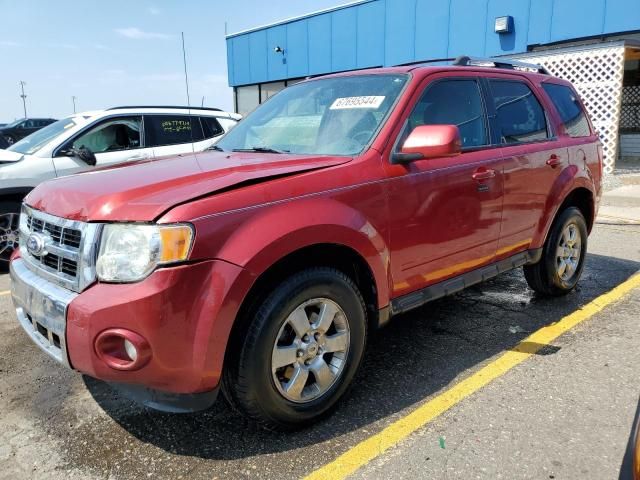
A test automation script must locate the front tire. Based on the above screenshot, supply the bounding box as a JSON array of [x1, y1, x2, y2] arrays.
[[523, 206, 588, 296], [223, 267, 367, 430], [4, 135, 15, 146], [0, 201, 21, 272]]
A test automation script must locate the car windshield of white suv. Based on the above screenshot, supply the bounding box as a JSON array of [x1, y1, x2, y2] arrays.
[[8, 117, 80, 155], [216, 74, 408, 156]]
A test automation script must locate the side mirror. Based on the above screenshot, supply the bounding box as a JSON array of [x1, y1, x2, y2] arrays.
[[392, 125, 462, 164], [62, 146, 97, 166]]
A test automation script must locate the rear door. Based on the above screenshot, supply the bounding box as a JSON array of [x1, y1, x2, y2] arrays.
[[485, 76, 568, 259], [541, 82, 601, 189], [386, 75, 504, 297], [144, 114, 205, 158]]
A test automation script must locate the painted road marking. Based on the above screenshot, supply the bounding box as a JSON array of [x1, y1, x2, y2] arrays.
[[0, 290, 10, 297], [304, 272, 640, 480]]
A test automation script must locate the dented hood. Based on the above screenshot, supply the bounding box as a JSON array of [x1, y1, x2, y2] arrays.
[[26, 151, 351, 222]]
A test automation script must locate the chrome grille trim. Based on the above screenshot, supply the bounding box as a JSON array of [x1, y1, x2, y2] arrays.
[[19, 205, 102, 293]]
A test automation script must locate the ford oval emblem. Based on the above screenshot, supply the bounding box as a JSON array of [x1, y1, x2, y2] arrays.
[[26, 232, 48, 257]]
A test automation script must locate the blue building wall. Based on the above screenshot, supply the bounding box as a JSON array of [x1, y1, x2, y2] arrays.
[[226, 0, 640, 86]]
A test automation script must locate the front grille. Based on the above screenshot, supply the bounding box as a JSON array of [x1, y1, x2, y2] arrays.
[[19, 205, 101, 293]]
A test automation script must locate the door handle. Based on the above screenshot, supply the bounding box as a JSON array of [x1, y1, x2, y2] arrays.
[[129, 154, 149, 160], [546, 154, 562, 168], [472, 168, 496, 181]]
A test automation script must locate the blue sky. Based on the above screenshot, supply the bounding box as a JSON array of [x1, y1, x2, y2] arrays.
[[0, 0, 343, 121]]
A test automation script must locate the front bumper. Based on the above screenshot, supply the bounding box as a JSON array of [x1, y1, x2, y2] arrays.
[[11, 258, 77, 366], [10, 256, 249, 408]]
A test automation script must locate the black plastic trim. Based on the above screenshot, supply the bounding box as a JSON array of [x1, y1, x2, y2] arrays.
[[390, 248, 543, 316], [109, 381, 219, 413]]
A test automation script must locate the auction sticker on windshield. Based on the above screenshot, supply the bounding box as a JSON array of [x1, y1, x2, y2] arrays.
[[330, 96, 385, 110]]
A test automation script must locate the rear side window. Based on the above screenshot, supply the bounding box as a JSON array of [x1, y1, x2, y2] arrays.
[[144, 115, 204, 147], [409, 79, 488, 148], [489, 80, 549, 144], [200, 116, 224, 138], [542, 83, 591, 137]]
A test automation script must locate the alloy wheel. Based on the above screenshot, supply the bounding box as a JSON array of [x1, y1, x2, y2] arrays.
[[556, 222, 582, 281], [0, 212, 19, 264], [271, 298, 350, 403]]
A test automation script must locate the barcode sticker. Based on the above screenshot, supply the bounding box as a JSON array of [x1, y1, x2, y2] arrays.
[[329, 96, 385, 110]]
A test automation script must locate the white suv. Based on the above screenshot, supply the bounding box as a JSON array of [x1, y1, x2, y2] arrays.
[[0, 106, 240, 268]]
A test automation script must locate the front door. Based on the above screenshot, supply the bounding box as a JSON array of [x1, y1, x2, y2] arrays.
[[386, 77, 504, 297], [52, 115, 153, 177]]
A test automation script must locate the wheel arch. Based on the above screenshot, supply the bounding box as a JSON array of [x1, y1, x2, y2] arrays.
[[532, 167, 596, 248]]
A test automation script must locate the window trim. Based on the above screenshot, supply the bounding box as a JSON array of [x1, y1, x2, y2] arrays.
[[484, 77, 555, 147], [53, 114, 146, 157]]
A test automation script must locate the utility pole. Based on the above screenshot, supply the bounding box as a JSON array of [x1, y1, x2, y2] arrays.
[[201, 96, 205, 108], [19, 81, 27, 118], [72, 96, 77, 114]]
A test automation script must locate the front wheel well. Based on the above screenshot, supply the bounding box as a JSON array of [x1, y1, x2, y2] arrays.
[[227, 244, 380, 359], [557, 187, 594, 232]]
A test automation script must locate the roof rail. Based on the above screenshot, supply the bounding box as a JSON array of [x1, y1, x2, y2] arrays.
[[452, 55, 550, 75], [106, 105, 223, 112]]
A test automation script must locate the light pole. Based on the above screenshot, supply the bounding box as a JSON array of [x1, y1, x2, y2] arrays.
[[19, 81, 27, 118], [72, 96, 77, 114]]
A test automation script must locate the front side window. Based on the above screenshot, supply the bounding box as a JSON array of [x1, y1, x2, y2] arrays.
[[72, 116, 142, 153], [144, 115, 204, 147], [542, 83, 591, 138], [489, 80, 549, 144], [218, 74, 408, 156], [406, 79, 488, 148]]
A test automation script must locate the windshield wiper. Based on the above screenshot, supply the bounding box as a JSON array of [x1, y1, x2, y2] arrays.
[[232, 146, 289, 154], [207, 145, 225, 152]]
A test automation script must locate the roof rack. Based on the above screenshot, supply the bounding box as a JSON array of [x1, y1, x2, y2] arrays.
[[106, 105, 223, 112], [452, 55, 550, 75]]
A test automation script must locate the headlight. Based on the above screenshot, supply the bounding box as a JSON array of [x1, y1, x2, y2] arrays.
[[96, 224, 193, 282]]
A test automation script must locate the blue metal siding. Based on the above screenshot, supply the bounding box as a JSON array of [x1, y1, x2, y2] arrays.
[[384, 0, 416, 66], [308, 14, 333, 75], [227, 0, 639, 86], [356, 0, 385, 68], [414, 0, 450, 60], [331, 8, 358, 71], [286, 21, 309, 78]]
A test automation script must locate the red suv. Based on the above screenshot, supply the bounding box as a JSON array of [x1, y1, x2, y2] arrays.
[[10, 57, 601, 430]]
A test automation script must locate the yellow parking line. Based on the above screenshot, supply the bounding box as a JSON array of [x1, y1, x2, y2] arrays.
[[0, 290, 10, 297], [304, 272, 640, 480]]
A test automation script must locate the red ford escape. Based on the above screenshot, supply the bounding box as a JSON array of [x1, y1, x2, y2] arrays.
[[10, 57, 601, 430]]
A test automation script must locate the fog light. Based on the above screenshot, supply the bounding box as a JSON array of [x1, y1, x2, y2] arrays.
[[95, 328, 151, 371], [124, 339, 138, 361]]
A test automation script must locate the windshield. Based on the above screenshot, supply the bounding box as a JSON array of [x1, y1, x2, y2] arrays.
[[4, 119, 25, 128], [8, 117, 79, 155], [217, 74, 408, 156]]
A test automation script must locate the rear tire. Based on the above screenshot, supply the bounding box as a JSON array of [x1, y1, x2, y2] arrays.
[[523, 206, 587, 296], [0, 201, 21, 272], [222, 267, 367, 431]]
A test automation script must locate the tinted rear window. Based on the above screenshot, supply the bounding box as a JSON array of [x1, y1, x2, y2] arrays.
[[542, 83, 591, 137], [144, 115, 204, 147], [489, 80, 549, 144]]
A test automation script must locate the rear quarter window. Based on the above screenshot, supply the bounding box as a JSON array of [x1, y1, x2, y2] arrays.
[[200, 116, 224, 138], [542, 83, 591, 138]]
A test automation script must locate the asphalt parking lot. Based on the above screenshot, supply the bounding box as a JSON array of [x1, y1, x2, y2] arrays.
[[1, 208, 640, 479]]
